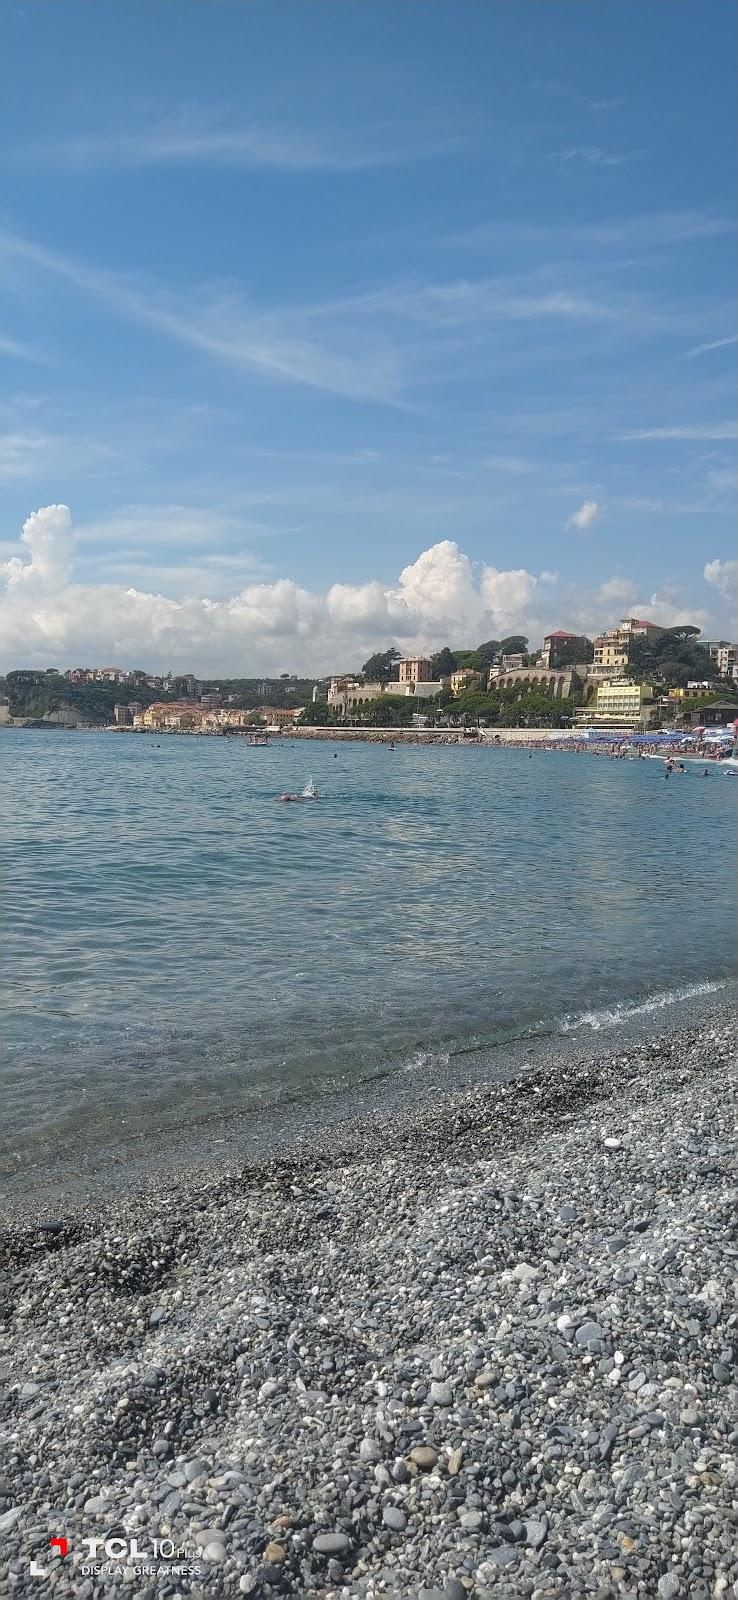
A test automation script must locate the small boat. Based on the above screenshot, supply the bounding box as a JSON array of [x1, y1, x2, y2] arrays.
[[248, 732, 269, 746]]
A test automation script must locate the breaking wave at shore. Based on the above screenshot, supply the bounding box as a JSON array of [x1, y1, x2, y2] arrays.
[[558, 977, 731, 1034]]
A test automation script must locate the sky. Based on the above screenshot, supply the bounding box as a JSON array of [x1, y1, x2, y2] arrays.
[[2, 0, 736, 674]]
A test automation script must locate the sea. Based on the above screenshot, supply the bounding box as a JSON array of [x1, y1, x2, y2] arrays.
[[2, 729, 735, 1193]]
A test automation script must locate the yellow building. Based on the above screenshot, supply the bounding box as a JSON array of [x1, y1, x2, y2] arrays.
[[140, 700, 203, 730], [592, 637, 629, 670], [450, 667, 482, 694], [592, 679, 655, 725], [593, 616, 666, 671]]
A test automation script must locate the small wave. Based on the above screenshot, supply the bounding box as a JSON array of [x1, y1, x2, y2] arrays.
[[403, 1048, 451, 1073], [560, 978, 730, 1034]]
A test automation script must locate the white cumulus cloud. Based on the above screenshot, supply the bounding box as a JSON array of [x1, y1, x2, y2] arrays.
[[704, 558, 738, 599], [1, 504, 74, 589], [567, 499, 603, 531], [0, 506, 548, 675]]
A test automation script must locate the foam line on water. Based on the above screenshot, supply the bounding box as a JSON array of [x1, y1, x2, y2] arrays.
[[559, 979, 730, 1033]]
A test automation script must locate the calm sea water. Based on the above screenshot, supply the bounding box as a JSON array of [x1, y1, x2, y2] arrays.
[[2, 730, 735, 1180]]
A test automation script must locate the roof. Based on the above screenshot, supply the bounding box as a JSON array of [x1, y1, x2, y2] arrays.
[[544, 630, 582, 639]]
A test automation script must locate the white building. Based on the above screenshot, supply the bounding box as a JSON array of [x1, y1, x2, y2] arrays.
[[708, 641, 736, 679]]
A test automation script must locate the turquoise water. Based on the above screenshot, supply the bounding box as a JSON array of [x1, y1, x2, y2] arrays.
[[2, 730, 735, 1177]]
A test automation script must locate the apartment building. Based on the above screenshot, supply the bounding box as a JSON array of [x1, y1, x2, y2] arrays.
[[397, 656, 432, 684], [590, 679, 655, 726]]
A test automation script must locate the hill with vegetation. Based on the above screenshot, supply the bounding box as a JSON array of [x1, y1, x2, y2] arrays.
[[0, 670, 178, 724]]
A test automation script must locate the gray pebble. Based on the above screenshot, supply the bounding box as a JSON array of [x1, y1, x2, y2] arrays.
[[312, 1531, 351, 1555]]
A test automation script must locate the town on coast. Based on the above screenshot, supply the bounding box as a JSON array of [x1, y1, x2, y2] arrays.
[[2, 614, 737, 747]]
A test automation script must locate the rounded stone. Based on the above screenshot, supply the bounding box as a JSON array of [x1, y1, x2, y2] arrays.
[[202, 1542, 226, 1563], [409, 1445, 438, 1470], [382, 1505, 407, 1532], [312, 1531, 351, 1556]]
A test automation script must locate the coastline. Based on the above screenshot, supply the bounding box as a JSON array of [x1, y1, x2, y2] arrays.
[[4, 722, 727, 749], [3, 978, 735, 1218], [2, 1009, 736, 1597]]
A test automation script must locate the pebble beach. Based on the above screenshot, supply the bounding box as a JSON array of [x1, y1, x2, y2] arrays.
[[2, 1014, 736, 1600]]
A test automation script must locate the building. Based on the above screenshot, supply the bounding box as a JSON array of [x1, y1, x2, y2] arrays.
[[683, 703, 738, 729], [685, 681, 714, 694], [588, 679, 656, 726], [327, 677, 440, 715], [450, 668, 482, 695], [139, 700, 204, 730], [96, 666, 130, 683], [540, 631, 590, 668], [397, 656, 432, 684], [708, 641, 737, 678], [488, 664, 585, 699], [592, 638, 627, 671], [593, 616, 666, 672], [500, 653, 526, 671], [176, 675, 203, 699], [260, 706, 297, 727], [113, 704, 131, 725], [617, 617, 664, 640]]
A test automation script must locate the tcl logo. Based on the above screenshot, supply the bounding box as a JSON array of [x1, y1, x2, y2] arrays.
[[29, 1538, 68, 1577]]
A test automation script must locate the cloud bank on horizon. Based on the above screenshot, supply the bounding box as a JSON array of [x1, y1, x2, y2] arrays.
[[0, 505, 731, 677]]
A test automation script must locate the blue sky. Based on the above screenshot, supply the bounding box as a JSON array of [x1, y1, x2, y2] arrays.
[[2, 0, 736, 672]]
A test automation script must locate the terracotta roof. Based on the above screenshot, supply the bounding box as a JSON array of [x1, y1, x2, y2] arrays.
[[544, 630, 582, 639]]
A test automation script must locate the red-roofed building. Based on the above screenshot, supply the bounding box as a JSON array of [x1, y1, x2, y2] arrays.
[[540, 630, 591, 668], [593, 616, 667, 673]]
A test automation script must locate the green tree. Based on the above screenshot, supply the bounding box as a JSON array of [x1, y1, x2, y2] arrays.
[[299, 701, 337, 726], [430, 646, 458, 679], [361, 648, 401, 682], [357, 694, 413, 726], [452, 649, 486, 671], [475, 639, 501, 667], [500, 635, 529, 655]]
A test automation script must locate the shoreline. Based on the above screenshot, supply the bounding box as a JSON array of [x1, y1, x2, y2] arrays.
[[3, 979, 735, 1220], [5, 721, 728, 749], [2, 1012, 736, 1598]]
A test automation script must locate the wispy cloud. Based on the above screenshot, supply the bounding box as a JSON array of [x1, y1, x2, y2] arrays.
[[682, 334, 737, 360], [310, 277, 618, 328], [445, 209, 734, 254], [552, 145, 635, 169], [621, 422, 738, 442], [19, 111, 470, 175], [5, 233, 405, 405], [0, 333, 47, 363], [0, 433, 53, 481]]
